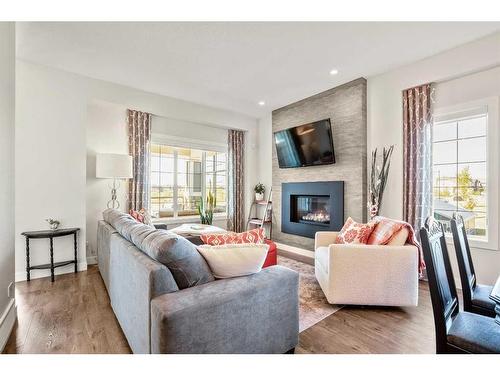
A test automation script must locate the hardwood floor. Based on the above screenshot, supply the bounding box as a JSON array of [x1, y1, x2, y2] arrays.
[[3, 266, 131, 354], [297, 282, 436, 354], [4, 266, 437, 354]]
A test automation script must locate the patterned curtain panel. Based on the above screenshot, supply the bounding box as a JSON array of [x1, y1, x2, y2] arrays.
[[228, 129, 245, 232], [127, 109, 152, 212], [403, 83, 434, 235]]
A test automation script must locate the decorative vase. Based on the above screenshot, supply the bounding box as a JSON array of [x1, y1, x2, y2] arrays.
[[255, 192, 264, 201], [50, 222, 59, 230]]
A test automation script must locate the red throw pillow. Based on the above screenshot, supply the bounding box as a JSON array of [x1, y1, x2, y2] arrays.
[[335, 217, 377, 244], [129, 209, 145, 223], [200, 228, 265, 245]]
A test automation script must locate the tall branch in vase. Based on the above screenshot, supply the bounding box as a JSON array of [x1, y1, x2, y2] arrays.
[[369, 145, 394, 218]]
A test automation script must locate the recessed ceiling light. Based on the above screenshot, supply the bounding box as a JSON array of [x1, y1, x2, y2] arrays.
[[329, 69, 339, 75], [258, 101, 265, 106]]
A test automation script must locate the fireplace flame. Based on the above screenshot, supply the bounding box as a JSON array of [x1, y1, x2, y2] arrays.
[[301, 210, 330, 223]]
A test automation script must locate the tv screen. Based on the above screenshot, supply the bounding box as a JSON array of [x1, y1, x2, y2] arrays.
[[274, 119, 335, 168]]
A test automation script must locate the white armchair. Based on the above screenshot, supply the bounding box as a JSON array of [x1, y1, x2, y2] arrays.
[[314, 231, 419, 306]]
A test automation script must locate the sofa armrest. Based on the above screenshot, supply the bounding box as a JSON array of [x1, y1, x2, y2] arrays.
[[325, 244, 419, 306], [109, 235, 179, 354], [150, 265, 299, 353], [315, 231, 339, 249]]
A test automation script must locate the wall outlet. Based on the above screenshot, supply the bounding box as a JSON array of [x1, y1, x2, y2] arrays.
[[7, 282, 14, 298]]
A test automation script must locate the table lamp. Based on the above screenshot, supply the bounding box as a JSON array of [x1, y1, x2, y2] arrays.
[[96, 153, 133, 209]]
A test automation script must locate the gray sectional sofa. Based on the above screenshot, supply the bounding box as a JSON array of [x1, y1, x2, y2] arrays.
[[97, 209, 299, 354]]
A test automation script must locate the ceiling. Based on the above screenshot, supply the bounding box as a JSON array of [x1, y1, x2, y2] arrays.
[[16, 22, 500, 118]]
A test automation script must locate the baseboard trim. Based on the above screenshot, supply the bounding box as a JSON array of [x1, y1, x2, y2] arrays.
[[0, 299, 17, 352], [87, 256, 97, 265], [15, 261, 88, 282]]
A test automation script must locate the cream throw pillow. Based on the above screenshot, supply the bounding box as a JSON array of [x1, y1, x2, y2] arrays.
[[197, 243, 269, 279]]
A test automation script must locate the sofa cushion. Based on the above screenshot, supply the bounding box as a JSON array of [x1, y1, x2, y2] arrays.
[[335, 217, 376, 244], [197, 243, 268, 279], [200, 228, 265, 245], [103, 209, 214, 289], [262, 240, 277, 268], [103, 209, 139, 242], [103, 208, 129, 225], [138, 230, 214, 288]]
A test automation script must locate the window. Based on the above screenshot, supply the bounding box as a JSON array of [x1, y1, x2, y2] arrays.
[[150, 144, 227, 218], [432, 111, 488, 240]]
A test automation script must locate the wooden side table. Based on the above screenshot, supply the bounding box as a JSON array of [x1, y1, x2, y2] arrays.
[[491, 276, 500, 326], [21, 228, 80, 282]]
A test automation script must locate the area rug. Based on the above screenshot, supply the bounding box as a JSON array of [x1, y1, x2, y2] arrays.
[[278, 255, 342, 332]]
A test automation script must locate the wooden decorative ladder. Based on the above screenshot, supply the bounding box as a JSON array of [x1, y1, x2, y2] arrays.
[[246, 187, 273, 239]]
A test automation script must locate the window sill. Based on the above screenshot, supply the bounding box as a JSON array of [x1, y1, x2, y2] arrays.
[[444, 235, 498, 252], [152, 213, 227, 225]]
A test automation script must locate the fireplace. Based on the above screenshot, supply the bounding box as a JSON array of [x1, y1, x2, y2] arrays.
[[282, 181, 344, 238]]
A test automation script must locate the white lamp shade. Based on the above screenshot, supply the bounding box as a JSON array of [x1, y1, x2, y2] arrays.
[[96, 153, 133, 179]]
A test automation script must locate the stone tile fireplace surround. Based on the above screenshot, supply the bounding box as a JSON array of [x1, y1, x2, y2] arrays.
[[272, 78, 367, 250]]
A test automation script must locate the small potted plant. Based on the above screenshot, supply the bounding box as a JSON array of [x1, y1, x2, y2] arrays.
[[197, 190, 216, 225], [254, 183, 265, 201], [46, 218, 60, 230]]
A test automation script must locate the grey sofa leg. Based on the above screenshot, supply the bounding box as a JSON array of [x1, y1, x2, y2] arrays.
[[285, 347, 295, 354]]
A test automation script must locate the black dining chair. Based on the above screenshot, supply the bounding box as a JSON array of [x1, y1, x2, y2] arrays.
[[420, 217, 500, 354], [450, 214, 496, 318]]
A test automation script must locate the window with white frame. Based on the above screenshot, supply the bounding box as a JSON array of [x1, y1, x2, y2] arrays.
[[150, 143, 227, 218], [432, 108, 488, 240]]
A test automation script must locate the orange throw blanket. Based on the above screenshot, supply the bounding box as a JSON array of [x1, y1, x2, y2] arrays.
[[368, 216, 426, 277]]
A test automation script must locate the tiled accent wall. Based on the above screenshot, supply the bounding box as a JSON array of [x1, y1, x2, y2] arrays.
[[272, 78, 367, 250]]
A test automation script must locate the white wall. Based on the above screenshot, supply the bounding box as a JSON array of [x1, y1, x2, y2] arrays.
[[16, 60, 258, 281], [367, 32, 500, 284], [86, 101, 128, 262], [0, 23, 15, 348], [85, 104, 233, 260], [153, 116, 228, 145]]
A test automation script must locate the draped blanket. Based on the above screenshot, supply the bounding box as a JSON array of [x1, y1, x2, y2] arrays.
[[369, 216, 426, 276]]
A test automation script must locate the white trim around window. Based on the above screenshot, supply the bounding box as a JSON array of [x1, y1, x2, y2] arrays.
[[151, 133, 227, 153], [434, 97, 499, 251], [149, 133, 229, 222]]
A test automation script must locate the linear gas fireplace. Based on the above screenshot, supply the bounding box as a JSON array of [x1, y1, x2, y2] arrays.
[[282, 181, 344, 238]]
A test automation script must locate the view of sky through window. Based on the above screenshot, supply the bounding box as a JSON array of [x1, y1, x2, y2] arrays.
[[432, 113, 488, 239], [150, 144, 227, 218]]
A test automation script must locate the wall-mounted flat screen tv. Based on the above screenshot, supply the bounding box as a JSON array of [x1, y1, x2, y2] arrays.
[[274, 119, 335, 168]]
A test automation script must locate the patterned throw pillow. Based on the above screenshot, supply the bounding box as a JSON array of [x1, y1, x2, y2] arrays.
[[335, 217, 377, 244], [367, 217, 408, 245], [129, 209, 155, 228], [129, 209, 145, 223], [139, 208, 155, 228], [200, 228, 265, 245]]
